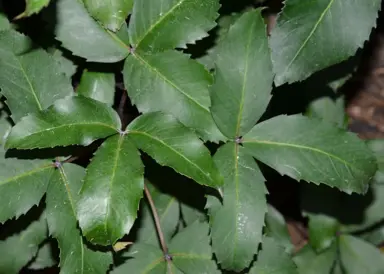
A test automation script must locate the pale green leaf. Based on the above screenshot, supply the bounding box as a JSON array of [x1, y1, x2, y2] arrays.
[[0, 30, 73, 122], [55, 0, 129, 62], [129, 0, 219, 52], [210, 9, 273, 138], [127, 112, 223, 187], [0, 215, 47, 274], [46, 164, 112, 274], [84, 0, 133, 31], [307, 214, 339, 252], [270, 0, 381, 86], [0, 113, 11, 145], [249, 237, 298, 274], [77, 70, 115, 105], [77, 135, 144, 246], [115, 21, 130, 45], [17, 0, 50, 18], [48, 47, 77, 77], [242, 114, 377, 194], [367, 139, 384, 184], [124, 50, 224, 142], [0, 13, 10, 30], [0, 147, 53, 223], [29, 242, 57, 270], [293, 243, 337, 274], [306, 97, 347, 128], [5, 96, 121, 149], [339, 235, 384, 274], [208, 142, 267, 271]]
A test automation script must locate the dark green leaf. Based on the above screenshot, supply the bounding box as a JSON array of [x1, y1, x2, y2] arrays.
[[6, 96, 121, 149], [124, 50, 224, 142], [55, 0, 129, 62], [0, 30, 73, 122], [306, 97, 347, 128], [77, 70, 115, 105], [115, 21, 130, 45], [242, 114, 377, 194], [48, 47, 77, 77], [339, 235, 384, 274], [0, 215, 47, 274], [84, 0, 133, 31], [307, 214, 339, 252], [77, 135, 144, 245], [270, 0, 381, 85], [129, 0, 219, 52], [250, 237, 298, 274], [46, 164, 112, 273], [0, 147, 53, 223], [17, 0, 50, 18], [180, 202, 206, 226], [208, 142, 267, 271], [210, 9, 273, 139], [29, 242, 57, 270], [127, 112, 223, 188]]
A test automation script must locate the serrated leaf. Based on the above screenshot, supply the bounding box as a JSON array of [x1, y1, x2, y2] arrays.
[[129, 0, 219, 52], [77, 70, 115, 105], [265, 205, 294, 252], [0, 147, 53, 223], [48, 47, 77, 77], [77, 134, 144, 245], [249, 237, 298, 274], [307, 214, 339, 252], [84, 0, 133, 31], [127, 112, 223, 188], [306, 97, 347, 128], [0, 215, 47, 274], [242, 114, 377, 194], [55, 0, 129, 62], [29, 242, 57, 270], [0, 29, 73, 122], [17, 0, 50, 18], [46, 164, 112, 274], [124, 50, 224, 142], [6, 96, 121, 149], [208, 142, 267, 271], [136, 182, 180, 246], [270, 0, 381, 86], [339, 235, 384, 274], [210, 9, 273, 139], [293, 243, 337, 274]]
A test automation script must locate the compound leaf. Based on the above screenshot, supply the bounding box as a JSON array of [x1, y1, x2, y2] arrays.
[[55, 0, 129, 62], [124, 50, 224, 142], [127, 112, 223, 188], [77, 70, 115, 105], [242, 114, 377, 194], [129, 0, 219, 52], [208, 142, 267, 271], [0, 30, 73, 122], [46, 163, 112, 274], [210, 9, 273, 139], [270, 0, 381, 86], [6, 96, 121, 149], [77, 135, 144, 246], [84, 0, 133, 31]]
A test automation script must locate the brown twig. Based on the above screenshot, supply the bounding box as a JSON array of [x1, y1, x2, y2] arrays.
[[63, 155, 79, 164], [118, 89, 127, 120]]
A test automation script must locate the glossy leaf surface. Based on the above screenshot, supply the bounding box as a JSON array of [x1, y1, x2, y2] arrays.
[[6, 96, 121, 149], [243, 114, 377, 194], [77, 70, 115, 105], [46, 164, 112, 274], [0, 30, 73, 122], [127, 112, 222, 187], [270, 0, 381, 85], [210, 9, 273, 138], [78, 135, 144, 245], [124, 50, 224, 142], [129, 0, 219, 52], [208, 142, 267, 271], [55, 0, 129, 62]]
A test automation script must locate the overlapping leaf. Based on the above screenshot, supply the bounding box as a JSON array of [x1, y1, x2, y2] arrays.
[[208, 142, 267, 271], [46, 164, 112, 273], [0, 13, 10, 30], [270, 0, 381, 85], [77, 70, 115, 105], [84, 0, 133, 31], [129, 0, 220, 52], [249, 237, 298, 274], [293, 243, 336, 274], [210, 9, 273, 139], [77, 135, 144, 245], [124, 50, 224, 142], [242, 114, 377, 194], [29, 242, 57, 270], [0, 30, 73, 122], [55, 0, 129, 62], [48, 47, 77, 77], [127, 112, 223, 187], [307, 214, 339, 252], [6, 96, 121, 149], [0, 215, 47, 274], [306, 97, 347, 128], [17, 0, 50, 18]]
